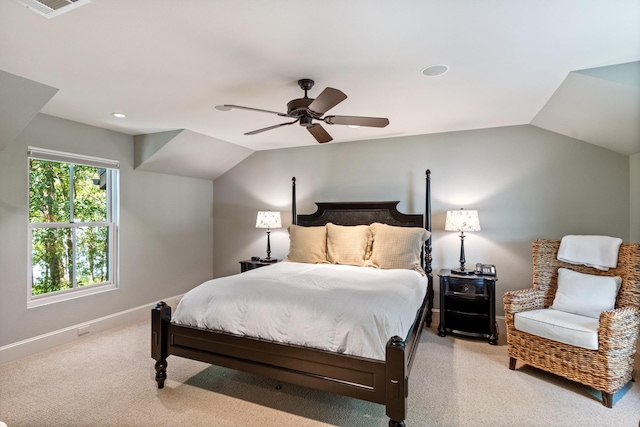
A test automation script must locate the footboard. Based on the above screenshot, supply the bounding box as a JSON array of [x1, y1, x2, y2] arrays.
[[151, 290, 428, 426]]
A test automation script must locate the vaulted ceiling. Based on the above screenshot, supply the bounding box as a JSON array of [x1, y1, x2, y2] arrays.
[[1, 1, 639, 180]]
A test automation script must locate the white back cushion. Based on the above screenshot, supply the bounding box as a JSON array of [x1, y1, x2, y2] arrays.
[[550, 268, 621, 319]]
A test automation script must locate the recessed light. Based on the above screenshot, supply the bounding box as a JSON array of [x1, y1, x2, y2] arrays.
[[421, 64, 449, 77], [112, 112, 126, 118]]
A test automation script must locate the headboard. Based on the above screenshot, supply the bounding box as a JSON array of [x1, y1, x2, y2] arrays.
[[290, 170, 432, 275], [296, 201, 422, 228]]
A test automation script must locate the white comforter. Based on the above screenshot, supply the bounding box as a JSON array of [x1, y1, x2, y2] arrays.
[[172, 262, 428, 361]]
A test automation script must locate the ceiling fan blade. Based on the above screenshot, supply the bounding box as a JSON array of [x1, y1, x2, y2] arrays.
[[244, 119, 299, 135], [323, 115, 390, 128], [308, 87, 347, 115], [307, 124, 333, 143], [223, 105, 288, 117]]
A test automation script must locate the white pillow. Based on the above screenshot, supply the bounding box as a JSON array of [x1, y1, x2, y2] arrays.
[[550, 268, 622, 319]]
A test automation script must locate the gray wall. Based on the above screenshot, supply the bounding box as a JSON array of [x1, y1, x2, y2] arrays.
[[2, 117, 631, 347], [212, 125, 630, 316], [0, 114, 214, 346]]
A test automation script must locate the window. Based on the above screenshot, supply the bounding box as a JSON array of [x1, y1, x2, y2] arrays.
[[27, 147, 119, 307]]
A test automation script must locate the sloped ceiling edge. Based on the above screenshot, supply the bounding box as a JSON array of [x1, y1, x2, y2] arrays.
[[134, 129, 254, 181], [532, 62, 640, 156], [0, 70, 58, 151]]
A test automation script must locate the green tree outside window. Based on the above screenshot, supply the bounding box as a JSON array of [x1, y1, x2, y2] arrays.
[[29, 154, 116, 297]]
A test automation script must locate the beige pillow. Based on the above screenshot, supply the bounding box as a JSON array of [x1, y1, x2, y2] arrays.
[[369, 222, 431, 273], [284, 225, 327, 264], [326, 223, 372, 266]]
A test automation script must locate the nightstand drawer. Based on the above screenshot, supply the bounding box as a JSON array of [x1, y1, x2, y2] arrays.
[[446, 278, 485, 296]]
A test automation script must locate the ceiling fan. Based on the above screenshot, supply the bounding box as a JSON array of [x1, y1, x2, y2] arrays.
[[220, 79, 389, 144]]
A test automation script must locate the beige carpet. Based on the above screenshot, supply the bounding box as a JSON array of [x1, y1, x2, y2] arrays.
[[0, 320, 638, 427]]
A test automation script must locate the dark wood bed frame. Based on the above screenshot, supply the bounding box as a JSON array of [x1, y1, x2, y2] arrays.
[[152, 170, 432, 427]]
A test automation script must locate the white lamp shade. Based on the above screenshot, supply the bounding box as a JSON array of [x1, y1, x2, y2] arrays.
[[256, 211, 282, 229], [444, 209, 481, 232]]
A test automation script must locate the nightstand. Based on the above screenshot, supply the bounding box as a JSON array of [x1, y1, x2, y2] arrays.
[[239, 259, 278, 273], [437, 269, 498, 345]]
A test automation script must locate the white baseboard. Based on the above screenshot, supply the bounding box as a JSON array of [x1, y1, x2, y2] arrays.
[[0, 295, 182, 366]]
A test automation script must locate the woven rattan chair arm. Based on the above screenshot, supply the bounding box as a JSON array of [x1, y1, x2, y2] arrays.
[[503, 288, 544, 314], [598, 307, 640, 351]]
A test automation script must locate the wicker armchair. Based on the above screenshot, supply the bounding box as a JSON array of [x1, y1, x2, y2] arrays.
[[503, 239, 640, 408]]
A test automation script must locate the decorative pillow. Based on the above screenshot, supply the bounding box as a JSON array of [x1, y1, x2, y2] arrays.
[[326, 223, 371, 266], [368, 223, 431, 273], [284, 225, 327, 264], [550, 268, 622, 319]]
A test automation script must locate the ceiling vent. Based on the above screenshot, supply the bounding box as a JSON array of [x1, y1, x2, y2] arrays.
[[15, 0, 90, 18]]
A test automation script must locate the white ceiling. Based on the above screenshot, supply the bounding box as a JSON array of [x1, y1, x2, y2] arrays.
[[1, 1, 639, 178]]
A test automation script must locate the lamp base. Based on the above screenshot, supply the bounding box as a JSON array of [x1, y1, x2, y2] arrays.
[[451, 268, 474, 276], [260, 257, 278, 263]]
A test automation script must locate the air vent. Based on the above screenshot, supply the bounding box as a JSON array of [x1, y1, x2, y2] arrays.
[[15, 0, 90, 18]]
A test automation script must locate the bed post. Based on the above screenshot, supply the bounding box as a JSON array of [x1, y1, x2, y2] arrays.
[[292, 177, 297, 225], [425, 170, 431, 267], [151, 301, 171, 389], [425, 169, 433, 327], [386, 336, 407, 427]]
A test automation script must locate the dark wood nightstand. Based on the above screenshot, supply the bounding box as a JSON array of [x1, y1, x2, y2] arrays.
[[437, 269, 498, 345], [239, 259, 278, 273]]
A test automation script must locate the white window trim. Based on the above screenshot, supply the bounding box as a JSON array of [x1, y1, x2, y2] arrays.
[[27, 147, 120, 169], [27, 147, 120, 308]]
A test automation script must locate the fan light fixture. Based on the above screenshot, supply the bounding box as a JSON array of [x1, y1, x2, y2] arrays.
[[256, 211, 282, 262], [445, 208, 480, 275], [220, 79, 389, 144]]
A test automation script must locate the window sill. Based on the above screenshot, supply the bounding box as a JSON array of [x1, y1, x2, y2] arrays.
[[27, 283, 118, 309]]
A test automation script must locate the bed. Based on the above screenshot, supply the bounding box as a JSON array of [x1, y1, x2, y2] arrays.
[[151, 170, 433, 427]]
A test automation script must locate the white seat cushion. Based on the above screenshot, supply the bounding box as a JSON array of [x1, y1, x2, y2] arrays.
[[514, 308, 599, 350]]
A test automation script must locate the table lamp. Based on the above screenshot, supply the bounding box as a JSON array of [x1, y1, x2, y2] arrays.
[[256, 211, 281, 262], [445, 208, 481, 275]]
